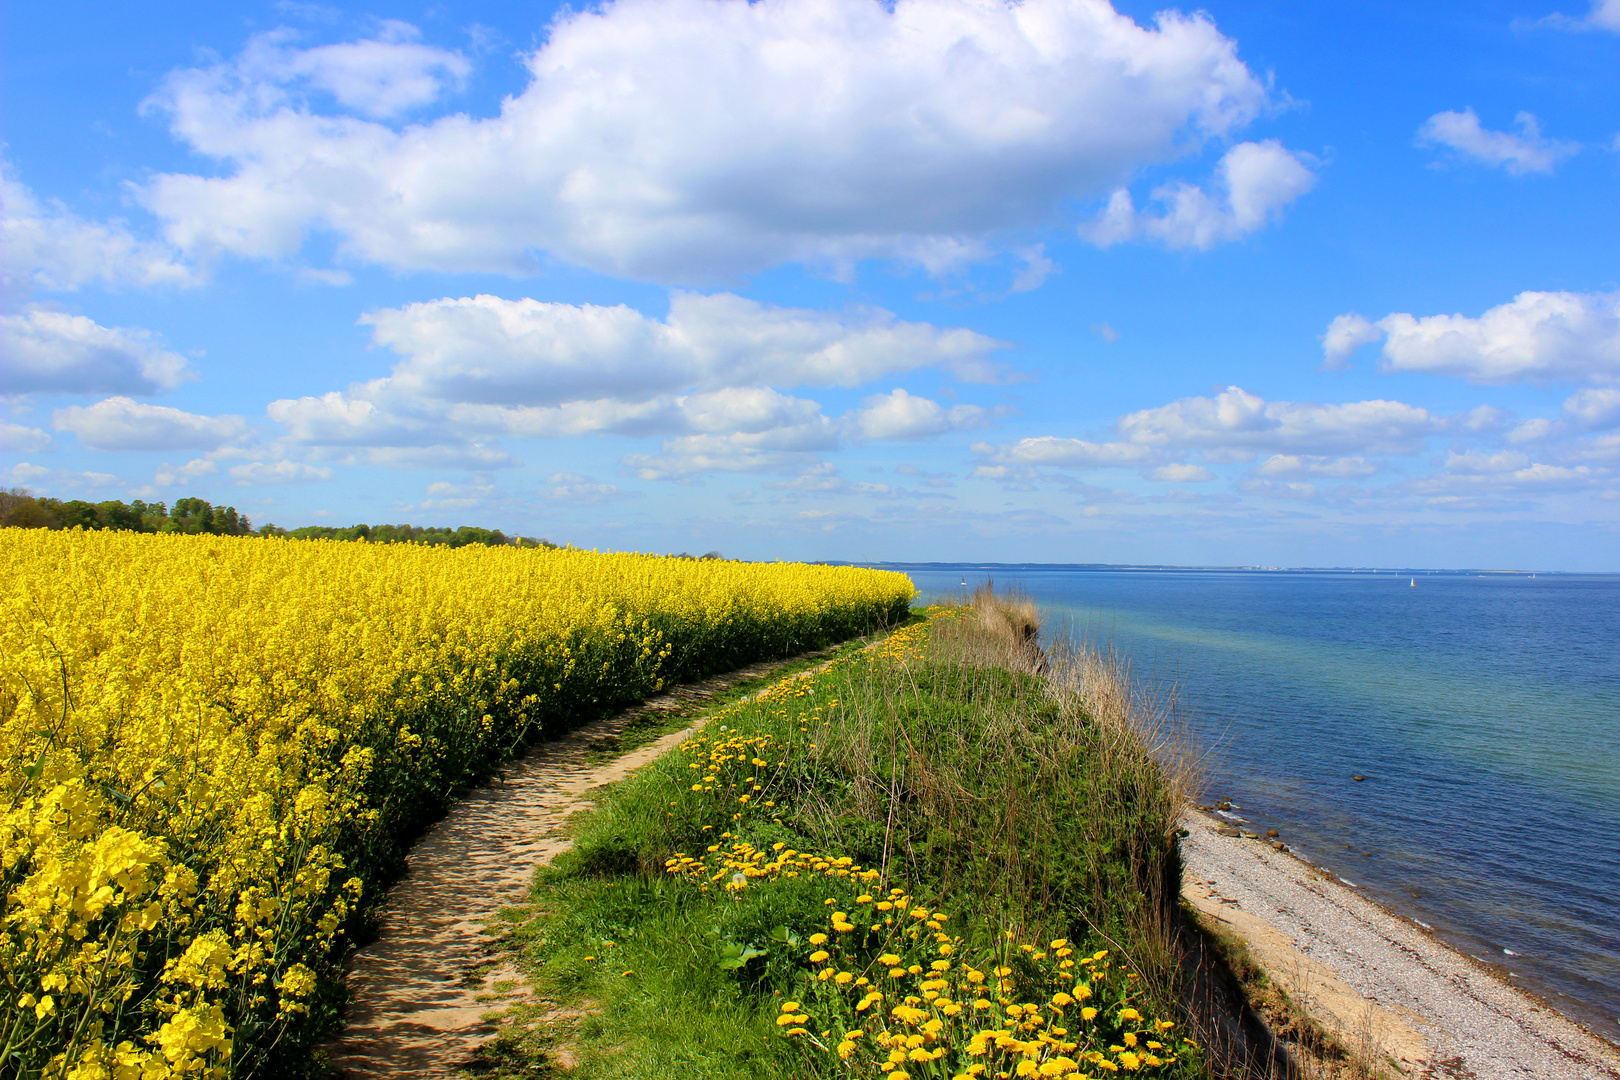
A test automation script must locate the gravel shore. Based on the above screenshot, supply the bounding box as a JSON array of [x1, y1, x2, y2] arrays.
[[1180, 810, 1620, 1079]]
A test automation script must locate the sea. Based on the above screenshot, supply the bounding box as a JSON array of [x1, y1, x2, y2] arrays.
[[877, 564, 1620, 1043]]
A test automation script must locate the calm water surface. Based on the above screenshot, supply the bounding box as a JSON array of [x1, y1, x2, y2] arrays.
[[882, 565, 1620, 1041]]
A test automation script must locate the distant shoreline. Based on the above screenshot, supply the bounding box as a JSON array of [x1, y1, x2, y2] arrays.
[[837, 559, 1613, 576]]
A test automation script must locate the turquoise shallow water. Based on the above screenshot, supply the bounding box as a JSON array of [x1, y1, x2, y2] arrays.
[[882, 565, 1620, 1041]]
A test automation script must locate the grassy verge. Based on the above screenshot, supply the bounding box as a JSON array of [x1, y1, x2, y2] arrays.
[[577, 637, 888, 766], [483, 590, 1204, 1079]]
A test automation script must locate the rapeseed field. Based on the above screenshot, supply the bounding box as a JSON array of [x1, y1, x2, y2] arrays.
[[0, 529, 911, 1078]]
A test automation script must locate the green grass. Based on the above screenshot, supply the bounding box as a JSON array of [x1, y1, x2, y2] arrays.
[[476, 597, 1202, 1079], [578, 634, 889, 766]]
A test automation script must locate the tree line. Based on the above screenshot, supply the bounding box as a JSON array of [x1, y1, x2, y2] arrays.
[[0, 488, 555, 549]]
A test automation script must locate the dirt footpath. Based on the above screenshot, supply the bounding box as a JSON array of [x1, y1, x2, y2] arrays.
[[324, 656, 812, 1078], [1180, 810, 1620, 1080]]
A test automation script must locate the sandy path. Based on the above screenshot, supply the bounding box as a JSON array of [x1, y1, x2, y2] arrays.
[[1180, 810, 1620, 1079], [324, 656, 811, 1078]]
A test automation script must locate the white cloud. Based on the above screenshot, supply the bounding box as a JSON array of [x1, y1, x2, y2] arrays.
[[1319, 312, 1382, 371], [762, 463, 915, 499], [1090, 323, 1119, 343], [1235, 477, 1318, 500], [414, 478, 498, 511], [1326, 291, 1620, 385], [1081, 141, 1317, 250], [972, 387, 1447, 480], [1146, 463, 1213, 482], [614, 386, 991, 479], [541, 473, 629, 505], [356, 445, 518, 470], [1417, 109, 1578, 175], [1117, 386, 1441, 458], [846, 389, 990, 440], [4, 462, 122, 490], [137, 0, 1275, 282], [227, 460, 335, 484], [1539, 0, 1620, 32], [0, 307, 195, 395], [1008, 246, 1057, 294], [1254, 454, 1378, 478], [270, 293, 1009, 473], [0, 422, 53, 452], [1564, 387, 1620, 429], [1415, 461, 1610, 495], [2, 168, 196, 292], [52, 397, 248, 452], [269, 390, 444, 447], [1445, 448, 1531, 475], [153, 458, 219, 486], [361, 292, 1007, 406], [970, 435, 1157, 468], [225, 24, 470, 120], [623, 444, 810, 480], [1572, 432, 1620, 463], [1506, 417, 1558, 444], [677, 388, 837, 444]]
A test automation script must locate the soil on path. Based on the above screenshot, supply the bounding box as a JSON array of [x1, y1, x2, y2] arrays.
[[1180, 809, 1620, 1080], [324, 655, 819, 1078]]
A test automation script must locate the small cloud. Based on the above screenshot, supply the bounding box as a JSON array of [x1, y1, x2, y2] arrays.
[[541, 474, 629, 505], [1090, 323, 1119, 344], [1535, 0, 1620, 32], [411, 477, 497, 510], [154, 458, 219, 486], [2, 164, 198, 292], [0, 421, 53, 453], [845, 389, 993, 441], [1565, 387, 1620, 430], [1507, 417, 1560, 444], [53, 397, 249, 452], [1, 307, 196, 395], [1081, 141, 1318, 251], [1008, 245, 1056, 294], [1417, 109, 1578, 175], [1318, 312, 1382, 370], [296, 267, 353, 286], [5, 461, 122, 490], [1254, 454, 1378, 479], [1236, 478, 1319, 500], [1445, 448, 1529, 475], [227, 460, 334, 485], [1145, 463, 1213, 482], [1319, 291, 1620, 386]]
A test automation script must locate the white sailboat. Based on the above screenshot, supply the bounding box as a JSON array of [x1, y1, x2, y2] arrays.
[[1410, 578, 1415, 587]]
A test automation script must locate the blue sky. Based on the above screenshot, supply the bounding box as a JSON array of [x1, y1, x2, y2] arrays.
[[3, 0, 1618, 569]]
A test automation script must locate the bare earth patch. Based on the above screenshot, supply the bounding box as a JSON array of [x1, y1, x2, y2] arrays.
[[1181, 810, 1620, 1079], [323, 656, 815, 1078]]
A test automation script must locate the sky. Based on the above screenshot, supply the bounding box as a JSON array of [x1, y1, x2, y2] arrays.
[[2, 0, 1618, 569]]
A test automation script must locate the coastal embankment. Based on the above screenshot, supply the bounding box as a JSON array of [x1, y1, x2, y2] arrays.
[[896, 563, 1620, 1049], [1181, 809, 1620, 1079]]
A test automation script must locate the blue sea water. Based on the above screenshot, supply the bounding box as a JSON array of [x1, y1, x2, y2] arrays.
[[884, 564, 1620, 1042]]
